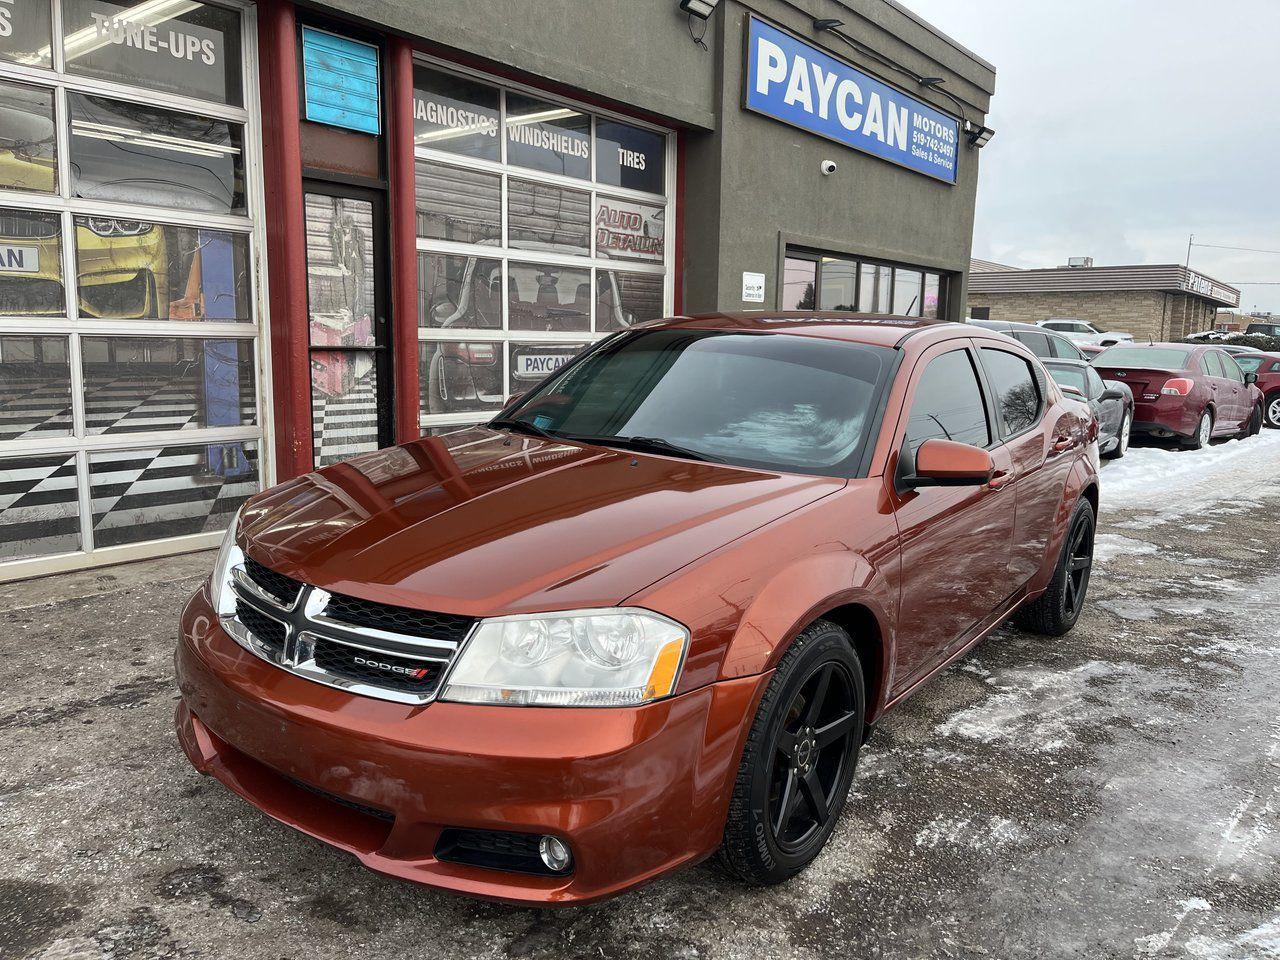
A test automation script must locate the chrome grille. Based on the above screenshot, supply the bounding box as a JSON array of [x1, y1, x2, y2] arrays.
[[221, 556, 475, 705]]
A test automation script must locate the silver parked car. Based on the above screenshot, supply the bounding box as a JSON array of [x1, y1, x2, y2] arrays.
[[1038, 318, 1134, 348]]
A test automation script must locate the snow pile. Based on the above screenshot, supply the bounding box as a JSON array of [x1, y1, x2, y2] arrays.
[[1100, 430, 1280, 518]]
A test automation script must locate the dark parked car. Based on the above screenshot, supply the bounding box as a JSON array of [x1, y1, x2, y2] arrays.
[[1233, 352, 1280, 427], [177, 313, 1099, 904], [1093, 343, 1263, 448], [968, 319, 1086, 361], [1043, 358, 1133, 458], [1246, 321, 1280, 338]]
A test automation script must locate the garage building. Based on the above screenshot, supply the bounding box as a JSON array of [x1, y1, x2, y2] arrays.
[[967, 259, 1241, 342], [0, 0, 996, 579]]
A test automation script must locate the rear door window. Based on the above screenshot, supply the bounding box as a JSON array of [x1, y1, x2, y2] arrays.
[[1220, 353, 1245, 383], [904, 349, 990, 453], [1049, 335, 1084, 360], [1011, 331, 1052, 358], [979, 347, 1042, 436], [1204, 352, 1227, 378]]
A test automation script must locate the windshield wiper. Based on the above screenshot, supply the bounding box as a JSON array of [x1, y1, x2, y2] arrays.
[[586, 434, 726, 463], [489, 417, 560, 441]]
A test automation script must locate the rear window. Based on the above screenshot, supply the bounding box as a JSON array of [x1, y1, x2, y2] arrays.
[[1234, 355, 1265, 374], [1097, 346, 1190, 370]]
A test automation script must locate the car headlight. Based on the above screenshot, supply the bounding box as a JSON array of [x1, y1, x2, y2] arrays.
[[209, 505, 245, 618], [440, 609, 689, 707]]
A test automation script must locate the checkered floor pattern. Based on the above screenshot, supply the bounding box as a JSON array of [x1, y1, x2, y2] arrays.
[[3, 362, 390, 562], [311, 368, 380, 467]]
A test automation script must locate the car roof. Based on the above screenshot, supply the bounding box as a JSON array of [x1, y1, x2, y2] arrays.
[[642, 311, 957, 348], [968, 319, 1058, 335]]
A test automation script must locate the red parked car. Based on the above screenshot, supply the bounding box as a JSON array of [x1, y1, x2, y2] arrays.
[[1232, 352, 1280, 428], [176, 313, 1099, 905], [1093, 343, 1263, 448]]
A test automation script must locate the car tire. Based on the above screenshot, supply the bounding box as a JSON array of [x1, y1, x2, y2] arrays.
[[1264, 394, 1280, 429], [716, 620, 865, 886], [1181, 409, 1212, 450], [1013, 497, 1095, 637], [1103, 410, 1131, 459], [1241, 404, 1263, 439]]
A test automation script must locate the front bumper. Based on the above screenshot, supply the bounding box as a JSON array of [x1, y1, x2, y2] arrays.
[[175, 585, 765, 905]]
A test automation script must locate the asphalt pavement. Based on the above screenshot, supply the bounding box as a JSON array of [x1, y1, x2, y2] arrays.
[[2, 436, 1278, 960]]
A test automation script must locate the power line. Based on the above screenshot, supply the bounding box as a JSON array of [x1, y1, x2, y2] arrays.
[[1191, 242, 1280, 256]]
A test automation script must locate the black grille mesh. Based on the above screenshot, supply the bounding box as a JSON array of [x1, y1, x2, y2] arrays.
[[312, 639, 444, 694], [235, 600, 286, 657], [285, 776, 394, 824], [324, 591, 476, 643], [243, 556, 301, 606]]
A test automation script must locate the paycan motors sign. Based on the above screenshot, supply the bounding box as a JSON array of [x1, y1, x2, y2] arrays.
[[744, 16, 959, 184]]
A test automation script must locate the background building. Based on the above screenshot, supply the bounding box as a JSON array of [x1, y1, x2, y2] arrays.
[[0, 0, 995, 579], [967, 260, 1241, 341]]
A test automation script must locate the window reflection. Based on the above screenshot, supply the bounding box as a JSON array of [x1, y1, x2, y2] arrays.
[[420, 340, 503, 417], [0, 335, 71, 440], [819, 258, 856, 310], [415, 161, 500, 244], [893, 269, 922, 317], [782, 257, 816, 311], [508, 179, 589, 255], [0, 79, 57, 193], [74, 218, 251, 321], [508, 262, 589, 332], [0, 208, 64, 316], [596, 270, 662, 331], [419, 253, 502, 329], [68, 93, 245, 214]]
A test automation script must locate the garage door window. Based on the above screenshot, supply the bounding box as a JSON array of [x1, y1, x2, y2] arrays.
[[0, 0, 266, 578], [412, 59, 673, 433]]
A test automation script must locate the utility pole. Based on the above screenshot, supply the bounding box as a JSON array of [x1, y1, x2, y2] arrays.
[[1185, 234, 1193, 268]]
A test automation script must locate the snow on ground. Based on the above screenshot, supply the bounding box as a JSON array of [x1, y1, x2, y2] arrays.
[[1100, 429, 1280, 519]]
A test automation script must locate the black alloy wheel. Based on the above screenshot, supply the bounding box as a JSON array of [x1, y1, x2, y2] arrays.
[[717, 620, 865, 885], [1062, 507, 1094, 623], [1014, 497, 1096, 637], [767, 662, 860, 854]]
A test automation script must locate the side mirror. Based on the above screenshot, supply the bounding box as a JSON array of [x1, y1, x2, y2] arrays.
[[1245, 372, 1258, 385], [904, 439, 994, 488], [1099, 387, 1126, 402]]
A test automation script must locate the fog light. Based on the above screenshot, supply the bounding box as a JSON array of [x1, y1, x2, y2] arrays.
[[539, 835, 572, 873]]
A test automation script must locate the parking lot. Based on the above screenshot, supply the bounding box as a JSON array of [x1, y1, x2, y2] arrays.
[[2, 431, 1279, 960]]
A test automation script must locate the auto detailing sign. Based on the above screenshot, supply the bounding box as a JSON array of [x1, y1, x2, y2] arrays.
[[744, 16, 959, 184], [1183, 270, 1240, 307], [594, 197, 664, 262]]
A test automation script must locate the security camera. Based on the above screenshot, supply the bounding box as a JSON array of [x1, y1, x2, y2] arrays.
[[820, 159, 838, 176]]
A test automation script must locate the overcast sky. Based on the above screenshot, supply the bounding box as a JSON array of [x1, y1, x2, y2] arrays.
[[904, 0, 1280, 313]]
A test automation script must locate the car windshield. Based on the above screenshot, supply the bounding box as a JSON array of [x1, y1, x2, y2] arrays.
[[1096, 346, 1190, 370], [1234, 355, 1265, 373], [496, 328, 893, 476], [1046, 363, 1088, 393]]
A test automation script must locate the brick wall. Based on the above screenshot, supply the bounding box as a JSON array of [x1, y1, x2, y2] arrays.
[[966, 290, 1225, 341], [965, 291, 1167, 339]]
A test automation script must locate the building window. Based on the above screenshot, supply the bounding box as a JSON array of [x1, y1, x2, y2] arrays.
[[412, 59, 673, 432], [0, 0, 264, 574], [788, 247, 949, 319]]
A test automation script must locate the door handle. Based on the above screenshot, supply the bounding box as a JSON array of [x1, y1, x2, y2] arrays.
[[987, 468, 1013, 491], [1050, 435, 1073, 453]]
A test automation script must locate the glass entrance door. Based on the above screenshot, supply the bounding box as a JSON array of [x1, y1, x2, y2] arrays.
[[303, 184, 393, 467]]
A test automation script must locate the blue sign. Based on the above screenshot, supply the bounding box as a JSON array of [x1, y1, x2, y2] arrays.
[[744, 17, 959, 184], [302, 27, 380, 135]]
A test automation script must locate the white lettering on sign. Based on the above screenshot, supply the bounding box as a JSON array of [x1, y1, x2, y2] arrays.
[[617, 147, 646, 170], [0, 0, 12, 39], [0, 244, 40, 273], [413, 97, 498, 138], [742, 272, 766, 303], [507, 123, 589, 159], [516, 354, 569, 378], [88, 9, 216, 64], [754, 35, 947, 154]]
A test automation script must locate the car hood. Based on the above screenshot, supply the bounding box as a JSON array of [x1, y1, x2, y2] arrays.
[[239, 428, 844, 615]]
